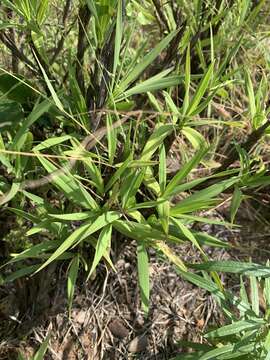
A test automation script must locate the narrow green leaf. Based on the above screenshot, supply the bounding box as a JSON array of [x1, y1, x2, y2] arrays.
[[121, 169, 145, 208], [115, 29, 178, 96], [17, 352, 25, 360], [171, 177, 239, 215], [163, 90, 180, 124], [8, 207, 39, 223], [171, 217, 204, 254], [33, 331, 51, 360], [48, 212, 96, 221], [159, 144, 166, 194], [113, 0, 123, 77], [176, 269, 251, 314], [35, 211, 121, 273], [205, 319, 264, 338], [245, 69, 256, 121], [182, 43, 191, 115], [158, 200, 170, 234], [33, 53, 64, 112], [137, 241, 150, 315], [195, 232, 229, 248], [113, 219, 180, 243], [186, 62, 214, 116], [250, 275, 259, 316], [141, 124, 174, 161], [230, 186, 242, 223], [264, 261, 270, 306], [154, 241, 187, 271], [105, 155, 132, 192], [36, 155, 98, 209], [217, 35, 243, 78], [88, 224, 112, 278], [182, 126, 207, 149], [164, 146, 208, 197], [143, 166, 161, 195], [83, 156, 104, 195], [119, 74, 182, 100], [67, 255, 80, 316], [5, 264, 40, 282], [106, 114, 117, 165], [128, 198, 167, 211], [189, 261, 270, 278], [0, 182, 20, 205], [36, 0, 49, 24], [195, 342, 257, 360], [33, 135, 72, 151], [4, 239, 62, 266], [239, 276, 250, 310], [12, 99, 51, 151], [173, 213, 232, 227], [264, 329, 270, 355], [85, 0, 99, 23], [85, 235, 116, 273]]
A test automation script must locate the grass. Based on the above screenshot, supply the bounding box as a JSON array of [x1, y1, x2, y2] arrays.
[[0, 0, 270, 358]]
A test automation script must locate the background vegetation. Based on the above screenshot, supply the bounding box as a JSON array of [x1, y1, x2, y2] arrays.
[[1, 0, 270, 358]]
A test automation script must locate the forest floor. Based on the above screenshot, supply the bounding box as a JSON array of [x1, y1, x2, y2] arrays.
[[1, 203, 268, 360]]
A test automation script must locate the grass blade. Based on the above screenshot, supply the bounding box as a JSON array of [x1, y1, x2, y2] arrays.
[[141, 124, 174, 161], [35, 211, 121, 273], [189, 261, 270, 278], [230, 186, 242, 224], [159, 144, 166, 194], [182, 43, 191, 115], [164, 146, 208, 197], [186, 62, 214, 116], [249, 275, 259, 316], [170, 177, 239, 215], [137, 241, 150, 316], [112, 0, 123, 79], [115, 29, 178, 97], [0, 182, 20, 205], [205, 319, 264, 339], [33, 52, 64, 112], [67, 255, 80, 316], [88, 224, 112, 279], [171, 217, 204, 254], [33, 331, 51, 360]]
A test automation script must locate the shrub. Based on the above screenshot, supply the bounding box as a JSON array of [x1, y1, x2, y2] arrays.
[[0, 0, 269, 329]]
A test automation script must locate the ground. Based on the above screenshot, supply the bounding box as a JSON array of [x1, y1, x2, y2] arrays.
[[2, 204, 265, 359]]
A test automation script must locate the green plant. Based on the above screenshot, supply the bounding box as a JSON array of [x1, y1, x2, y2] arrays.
[[171, 261, 270, 359], [0, 0, 269, 323], [18, 331, 50, 360]]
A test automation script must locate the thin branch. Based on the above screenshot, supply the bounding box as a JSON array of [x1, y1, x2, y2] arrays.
[[50, 22, 75, 65], [0, 31, 38, 74], [50, 0, 73, 65], [5, 8, 18, 72], [96, 28, 116, 109], [28, 35, 57, 95], [76, 5, 91, 95], [62, 0, 72, 24], [152, 0, 170, 32]]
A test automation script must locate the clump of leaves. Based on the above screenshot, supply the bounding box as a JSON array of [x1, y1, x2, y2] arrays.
[[172, 261, 270, 360], [0, 0, 269, 320]]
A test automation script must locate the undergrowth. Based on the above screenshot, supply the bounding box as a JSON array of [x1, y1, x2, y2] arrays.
[[0, 0, 270, 358]]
